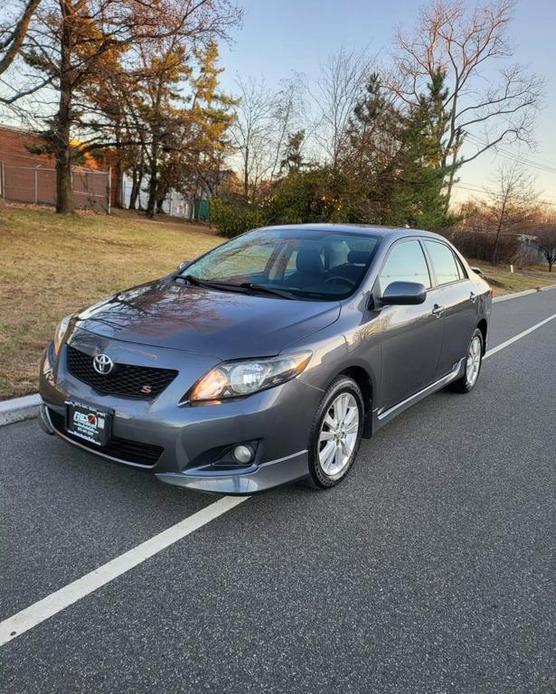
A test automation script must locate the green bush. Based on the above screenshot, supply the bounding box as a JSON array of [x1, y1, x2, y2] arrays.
[[210, 168, 373, 238], [209, 197, 264, 238], [264, 168, 370, 226]]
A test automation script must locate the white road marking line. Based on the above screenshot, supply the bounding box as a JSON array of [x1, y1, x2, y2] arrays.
[[0, 495, 248, 647], [484, 314, 556, 360], [1, 313, 555, 647]]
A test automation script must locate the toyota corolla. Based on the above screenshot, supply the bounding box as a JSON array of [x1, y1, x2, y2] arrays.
[[39, 224, 491, 493]]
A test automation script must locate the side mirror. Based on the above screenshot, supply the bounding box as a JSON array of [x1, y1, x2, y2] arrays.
[[470, 266, 483, 276], [177, 260, 191, 273], [380, 281, 427, 306]]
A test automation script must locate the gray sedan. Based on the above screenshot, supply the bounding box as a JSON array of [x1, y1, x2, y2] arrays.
[[38, 224, 491, 493]]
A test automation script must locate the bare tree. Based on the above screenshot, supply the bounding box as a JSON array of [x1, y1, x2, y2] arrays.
[[310, 48, 372, 168], [391, 0, 543, 207], [535, 225, 556, 272], [0, 0, 41, 79], [268, 76, 306, 181], [230, 75, 275, 200], [484, 163, 539, 264]]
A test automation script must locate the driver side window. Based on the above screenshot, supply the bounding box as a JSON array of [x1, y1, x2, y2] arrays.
[[378, 240, 431, 295]]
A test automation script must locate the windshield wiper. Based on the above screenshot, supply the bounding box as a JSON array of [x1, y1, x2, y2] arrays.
[[178, 274, 239, 292], [179, 275, 295, 299], [177, 274, 206, 286], [238, 282, 296, 299]]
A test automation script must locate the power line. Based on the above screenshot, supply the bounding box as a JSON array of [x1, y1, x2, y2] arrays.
[[465, 134, 556, 175], [465, 134, 556, 173], [453, 183, 556, 208]]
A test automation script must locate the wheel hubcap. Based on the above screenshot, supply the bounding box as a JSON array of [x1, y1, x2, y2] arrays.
[[318, 392, 360, 477], [466, 336, 482, 386]]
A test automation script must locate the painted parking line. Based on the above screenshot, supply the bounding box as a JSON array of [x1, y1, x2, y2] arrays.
[[0, 496, 248, 646], [1, 313, 555, 647], [484, 314, 556, 360]]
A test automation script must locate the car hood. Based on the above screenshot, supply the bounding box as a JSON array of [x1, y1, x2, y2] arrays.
[[73, 279, 341, 359]]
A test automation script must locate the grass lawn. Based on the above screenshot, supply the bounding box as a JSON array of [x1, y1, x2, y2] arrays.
[[1, 205, 554, 400], [0, 206, 221, 399], [468, 258, 555, 294]]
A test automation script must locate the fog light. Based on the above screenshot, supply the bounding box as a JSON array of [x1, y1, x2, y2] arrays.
[[233, 445, 254, 464]]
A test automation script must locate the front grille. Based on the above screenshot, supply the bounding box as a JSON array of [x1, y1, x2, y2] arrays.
[[66, 345, 177, 399], [48, 409, 163, 466]]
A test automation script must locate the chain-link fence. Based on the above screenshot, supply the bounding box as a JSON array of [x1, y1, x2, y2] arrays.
[[0, 162, 110, 211]]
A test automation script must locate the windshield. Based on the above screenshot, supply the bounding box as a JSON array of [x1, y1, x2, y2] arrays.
[[181, 228, 380, 300]]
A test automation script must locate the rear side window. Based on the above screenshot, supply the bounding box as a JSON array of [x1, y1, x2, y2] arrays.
[[424, 241, 461, 285], [378, 240, 431, 294]]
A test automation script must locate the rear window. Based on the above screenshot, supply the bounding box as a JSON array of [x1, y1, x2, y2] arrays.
[[424, 241, 461, 286]]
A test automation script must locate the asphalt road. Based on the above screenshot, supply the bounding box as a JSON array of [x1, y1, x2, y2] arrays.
[[1, 290, 555, 693]]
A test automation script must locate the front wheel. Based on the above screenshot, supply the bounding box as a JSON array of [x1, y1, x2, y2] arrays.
[[450, 328, 484, 393], [307, 376, 364, 489]]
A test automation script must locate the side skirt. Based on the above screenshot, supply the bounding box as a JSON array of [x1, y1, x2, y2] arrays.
[[372, 359, 465, 432]]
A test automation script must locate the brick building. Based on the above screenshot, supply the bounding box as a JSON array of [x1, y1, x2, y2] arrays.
[[0, 123, 117, 210]]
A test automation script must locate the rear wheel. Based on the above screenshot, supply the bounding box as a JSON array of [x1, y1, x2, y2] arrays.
[[450, 328, 484, 393], [307, 376, 364, 488]]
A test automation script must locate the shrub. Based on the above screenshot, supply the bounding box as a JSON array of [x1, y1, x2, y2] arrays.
[[442, 229, 521, 264], [209, 197, 264, 238], [264, 167, 371, 226]]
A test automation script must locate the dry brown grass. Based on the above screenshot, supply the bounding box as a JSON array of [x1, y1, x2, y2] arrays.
[[0, 206, 221, 399], [469, 259, 555, 295], [1, 206, 554, 400]]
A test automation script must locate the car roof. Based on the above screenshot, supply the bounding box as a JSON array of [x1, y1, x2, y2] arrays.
[[255, 223, 447, 242]]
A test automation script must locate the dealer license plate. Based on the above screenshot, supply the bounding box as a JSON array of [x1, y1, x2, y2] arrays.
[[65, 402, 112, 447]]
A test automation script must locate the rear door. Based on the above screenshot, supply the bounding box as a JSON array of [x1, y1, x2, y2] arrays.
[[422, 240, 478, 376], [374, 238, 443, 409]]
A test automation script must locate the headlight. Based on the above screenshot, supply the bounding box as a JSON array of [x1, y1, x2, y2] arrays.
[[53, 315, 72, 354], [188, 352, 312, 402]]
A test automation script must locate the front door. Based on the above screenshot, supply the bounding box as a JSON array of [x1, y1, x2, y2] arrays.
[[422, 240, 478, 376], [374, 239, 443, 410]]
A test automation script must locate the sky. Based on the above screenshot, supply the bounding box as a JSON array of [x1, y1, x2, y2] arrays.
[[219, 0, 556, 206]]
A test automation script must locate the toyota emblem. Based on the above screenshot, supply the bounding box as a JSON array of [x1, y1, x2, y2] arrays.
[[93, 353, 114, 375]]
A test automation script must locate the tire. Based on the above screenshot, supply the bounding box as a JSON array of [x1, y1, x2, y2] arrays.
[[450, 328, 484, 393], [306, 376, 364, 489]]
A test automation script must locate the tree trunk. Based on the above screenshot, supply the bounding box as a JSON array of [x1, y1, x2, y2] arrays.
[[129, 150, 145, 210], [443, 130, 462, 214], [243, 145, 249, 201], [492, 196, 508, 265], [146, 138, 158, 218], [113, 127, 123, 209], [55, 1, 74, 214], [55, 138, 73, 214], [128, 167, 141, 209], [444, 157, 458, 213], [128, 170, 137, 209], [146, 170, 157, 218]]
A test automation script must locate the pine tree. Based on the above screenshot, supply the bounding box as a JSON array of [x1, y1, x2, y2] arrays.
[[185, 41, 237, 200], [344, 69, 457, 229], [394, 70, 456, 229], [280, 130, 305, 174]]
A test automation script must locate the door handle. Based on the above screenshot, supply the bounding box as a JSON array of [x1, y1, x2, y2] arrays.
[[470, 291, 478, 303], [432, 304, 445, 317]]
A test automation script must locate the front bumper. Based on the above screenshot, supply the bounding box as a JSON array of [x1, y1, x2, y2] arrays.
[[39, 333, 318, 493]]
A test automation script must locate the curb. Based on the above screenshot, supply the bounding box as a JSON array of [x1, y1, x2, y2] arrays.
[[0, 283, 555, 427], [0, 394, 41, 427], [493, 283, 556, 303], [0, 393, 41, 427]]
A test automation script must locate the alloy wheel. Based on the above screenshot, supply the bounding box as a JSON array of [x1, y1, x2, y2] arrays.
[[466, 335, 482, 387], [318, 392, 360, 478]]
